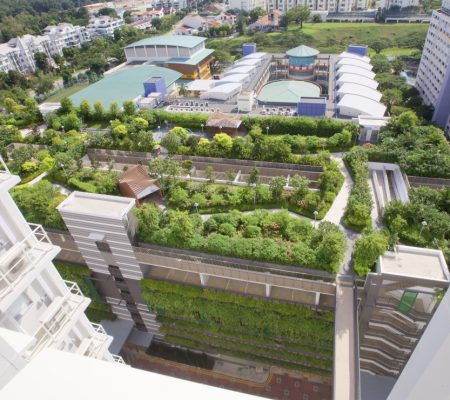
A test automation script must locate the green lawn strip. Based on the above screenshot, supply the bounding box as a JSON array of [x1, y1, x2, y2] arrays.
[[164, 330, 332, 370], [156, 315, 333, 355], [44, 83, 90, 103], [158, 323, 332, 362], [164, 334, 332, 375]]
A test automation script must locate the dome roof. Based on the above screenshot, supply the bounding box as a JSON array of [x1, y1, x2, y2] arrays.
[[286, 45, 319, 58]]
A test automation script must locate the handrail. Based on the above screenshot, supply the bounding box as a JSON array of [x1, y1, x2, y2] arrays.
[[0, 224, 52, 298], [0, 156, 11, 176]]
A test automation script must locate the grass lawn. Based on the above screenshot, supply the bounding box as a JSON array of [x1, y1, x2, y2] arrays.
[[208, 22, 428, 55], [44, 82, 90, 103]]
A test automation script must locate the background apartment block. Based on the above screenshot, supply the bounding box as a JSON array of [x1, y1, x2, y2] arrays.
[[87, 16, 125, 37], [0, 23, 90, 75], [416, 0, 450, 133]]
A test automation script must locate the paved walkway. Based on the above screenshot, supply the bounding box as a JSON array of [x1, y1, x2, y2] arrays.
[[27, 171, 48, 186], [126, 351, 332, 400]]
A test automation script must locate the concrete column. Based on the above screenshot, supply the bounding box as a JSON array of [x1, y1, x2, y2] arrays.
[[199, 273, 209, 287], [265, 284, 271, 297], [315, 291, 321, 306]]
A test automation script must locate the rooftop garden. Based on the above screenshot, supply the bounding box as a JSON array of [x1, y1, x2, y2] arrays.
[[140, 278, 334, 374], [134, 205, 346, 274]]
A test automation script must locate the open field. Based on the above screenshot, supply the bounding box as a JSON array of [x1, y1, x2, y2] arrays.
[[44, 82, 90, 103], [208, 22, 428, 55]]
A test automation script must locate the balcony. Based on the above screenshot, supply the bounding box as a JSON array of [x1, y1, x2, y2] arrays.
[[76, 322, 112, 359], [26, 280, 89, 358], [0, 224, 54, 301]]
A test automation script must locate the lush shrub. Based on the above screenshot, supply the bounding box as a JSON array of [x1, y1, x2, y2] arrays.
[[11, 180, 66, 229], [134, 206, 346, 273], [352, 230, 389, 276], [383, 186, 450, 262]]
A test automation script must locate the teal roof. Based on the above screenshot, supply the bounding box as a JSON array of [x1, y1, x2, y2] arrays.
[[257, 80, 321, 104], [286, 45, 319, 58], [70, 66, 182, 108], [126, 35, 206, 49], [158, 48, 214, 66]]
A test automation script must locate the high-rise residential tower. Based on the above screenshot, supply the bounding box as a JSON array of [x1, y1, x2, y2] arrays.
[[416, 0, 450, 134]]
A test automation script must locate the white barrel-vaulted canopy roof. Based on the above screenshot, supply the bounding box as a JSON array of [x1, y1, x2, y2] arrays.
[[337, 57, 373, 71], [200, 82, 243, 100], [337, 83, 383, 102], [224, 65, 256, 75], [336, 65, 376, 80], [338, 51, 371, 64], [337, 73, 379, 90], [338, 94, 386, 118]]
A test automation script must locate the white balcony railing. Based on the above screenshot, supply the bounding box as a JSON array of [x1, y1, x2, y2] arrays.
[[0, 156, 11, 178], [112, 354, 126, 364], [0, 224, 52, 300], [27, 280, 87, 359]]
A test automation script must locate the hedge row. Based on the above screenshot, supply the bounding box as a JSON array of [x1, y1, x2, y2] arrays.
[[241, 115, 353, 137], [343, 148, 373, 232]]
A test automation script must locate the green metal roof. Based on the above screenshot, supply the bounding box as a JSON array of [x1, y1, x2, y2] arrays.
[[70, 65, 182, 108], [125, 35, 206, 49], [257, 80, 321, 104], [286, 45, 319, 58], [160, 48, 215, 66]]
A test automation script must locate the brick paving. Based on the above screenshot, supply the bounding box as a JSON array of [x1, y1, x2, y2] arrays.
[[125, 349, 332, 400]]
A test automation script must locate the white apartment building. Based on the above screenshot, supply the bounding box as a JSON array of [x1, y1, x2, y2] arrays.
[[416, 0, 450, 133], [44, 23, 90, 49], [0, 34, 62, 75], [0, 23, 91, 75], [379, 0, 419, 9], [267, 0, 354, 14], [87, 16, 125, 37], [228, 0, 267, 12], [0, 157, 120, 389]]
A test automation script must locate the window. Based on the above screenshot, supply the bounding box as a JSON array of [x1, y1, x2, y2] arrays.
[[95, 240, 111, 253]]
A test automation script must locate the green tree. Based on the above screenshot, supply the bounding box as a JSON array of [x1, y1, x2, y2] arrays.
[[123, 100, 136, 116], [79, 100, 92, 121], [34, 52, 50, 73], [33, 73, 54, 95], [249, 7, 266, 23], [371, 54, 390, 73], [287, 5, 311, 28], [369, 38, 390, 54], [167, 211, 194, 242], [352, 231, 389, 276], [382, 89, 403, 114], [248, 167, 259, 186], [59, 97, 74, 115], [269, 176, 287, 201], [133, 204, 161, 241], [93, 101, 105, 121], [160, 132, 181, 154], [204, 166, 216, 183], [391, 58, 405, 75]]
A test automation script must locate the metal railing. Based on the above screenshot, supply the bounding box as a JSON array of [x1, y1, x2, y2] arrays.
[[0, 156, 11, 176], [112, 354, 126, 364], [0, 224, 52, 299], [27, 280, 87, 358]]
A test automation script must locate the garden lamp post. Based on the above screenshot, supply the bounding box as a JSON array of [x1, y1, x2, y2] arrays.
[[201, 123, 204, 133], [419, 220, 428, 237], [266, 126, 269, 135], [313, 210, 318, 227], [219, 125, 223, 133], [194, 202, 199, 213], [61, 125, 65, 133]]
